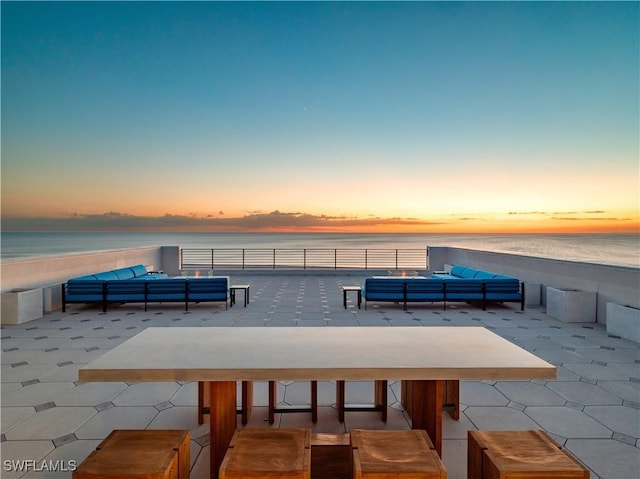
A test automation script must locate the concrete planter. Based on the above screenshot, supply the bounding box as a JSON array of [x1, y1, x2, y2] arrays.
[[606, 303, 640, 343], [546, 287, 596, 323], [1, 288, 43, 324], [524, 282, 541, 306]]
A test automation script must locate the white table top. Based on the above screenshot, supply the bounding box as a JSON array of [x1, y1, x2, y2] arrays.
[[78, 327, 555, 382]]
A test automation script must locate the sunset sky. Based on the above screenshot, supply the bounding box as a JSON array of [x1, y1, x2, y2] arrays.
[[2, 1, 638, 233]]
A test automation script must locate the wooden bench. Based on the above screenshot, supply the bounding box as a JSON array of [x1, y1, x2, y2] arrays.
[[351, 429, 447, 478], [73, 429, 190, 479], [468, 430, 590, 479], [219, 428, 311, 479]]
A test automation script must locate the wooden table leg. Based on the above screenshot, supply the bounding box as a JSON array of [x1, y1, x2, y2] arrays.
[[336, 380, 345, 422], [241, 381, 253, 425], [409, 379, 443, 456], [374, 380, 388, 422], [209, 381, 236, 479]]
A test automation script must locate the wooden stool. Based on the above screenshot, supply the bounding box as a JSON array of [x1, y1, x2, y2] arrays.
[[351, 429, 447, 478], [199, 381, 253, 425], [468, 430, 590, 479], [219, 428, 311, 479], [269, 380, 318, 424], [73, 429, 190, 479], [336, 380, 388, 422]]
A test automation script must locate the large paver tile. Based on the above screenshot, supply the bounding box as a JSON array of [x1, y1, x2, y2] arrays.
[[563, 362, 640, 381], [597, 380, 640, 404], [546, 381, 622, 406], [5, 406, 96, 440], [461, 382, 509, 406], [465, 406, 540, 430], [567, 438, 640, 479], [525, 406, 613, 438], [74, 406, 158, 439], [54, 382, 128, 406], [442, 439, 466, 479], [22, 439, 102, 479], [1, 406, 36, 434], [148, 405, 199, 430], [112, 382, 180, 406], [584, 405, 640, 438], [2, 382, 75, 406], [0, 440, 54, 479], [495, 381, 565, 406]]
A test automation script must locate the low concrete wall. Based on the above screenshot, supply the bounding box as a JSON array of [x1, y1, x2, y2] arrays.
[[428, 246, 639, 325], [0, 246, 181, 293]]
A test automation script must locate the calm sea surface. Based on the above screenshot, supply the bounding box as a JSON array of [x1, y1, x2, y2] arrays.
[[1, 232, 638, 268]]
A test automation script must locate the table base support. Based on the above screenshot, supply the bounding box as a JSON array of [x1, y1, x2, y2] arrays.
[[209, 381, 237, 479], [409, 379, 443, 456]]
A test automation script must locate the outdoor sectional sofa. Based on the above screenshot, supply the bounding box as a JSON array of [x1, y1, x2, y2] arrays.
[[362, 265, 524, 311], [61, 264, 230, 312]]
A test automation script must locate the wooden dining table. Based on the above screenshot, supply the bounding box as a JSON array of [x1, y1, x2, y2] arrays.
[[78, 326, 555, 479]]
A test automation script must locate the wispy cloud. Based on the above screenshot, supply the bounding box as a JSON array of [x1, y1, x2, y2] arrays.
[[1, 210, 445, 232]]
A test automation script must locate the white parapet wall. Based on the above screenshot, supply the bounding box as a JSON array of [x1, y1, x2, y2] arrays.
[[606, 303, 640, 343], [0, 246, 182, 318], [428, 246, 639, 325]]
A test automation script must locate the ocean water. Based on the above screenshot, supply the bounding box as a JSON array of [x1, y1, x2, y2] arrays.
[[1, 232, 638, 268]]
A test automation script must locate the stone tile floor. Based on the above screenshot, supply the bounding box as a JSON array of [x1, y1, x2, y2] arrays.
[[1, 273, 639, 478]]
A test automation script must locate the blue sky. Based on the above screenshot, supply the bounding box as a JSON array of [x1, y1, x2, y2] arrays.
[[2, 1, 638, 233]]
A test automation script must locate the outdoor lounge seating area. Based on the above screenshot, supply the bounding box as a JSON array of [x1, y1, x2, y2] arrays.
[[362, 265, 524, 311], [2, 272, 638, 479], [61, 265, 230, 312]]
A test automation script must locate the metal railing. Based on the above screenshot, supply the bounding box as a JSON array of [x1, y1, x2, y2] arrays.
[[181, 248, 428, 271]]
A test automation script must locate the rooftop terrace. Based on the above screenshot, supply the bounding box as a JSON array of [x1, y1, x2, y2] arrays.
[[1, 272, 639, 478]]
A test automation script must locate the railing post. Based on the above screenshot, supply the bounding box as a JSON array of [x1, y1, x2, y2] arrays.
[[396, 249, 399, 270], [426, 246, 429, 270], [334, 249, 337, 270], [365, 249, 368, 270], [211, 249, 214, 270], [242, 249, 245, 270], [273, 249, 276, 269], [304, 249, 307, 270]]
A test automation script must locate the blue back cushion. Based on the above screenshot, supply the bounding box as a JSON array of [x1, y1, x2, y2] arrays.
[[131, 264, 149, 277], [113, 268, 136, 280], [363, 278, 404, 300], [106, 280, 147, 301], [147, 279, 188, 301], [460, 268, 480, 278], [444, 279, 484, 299], [405, 278, 445, 300], [66, 280, 105, 300], [188, 278, 228, 300], [94, 271, 119, 281], [475, 271, 497, 279], [449, 265, 467, 277]]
